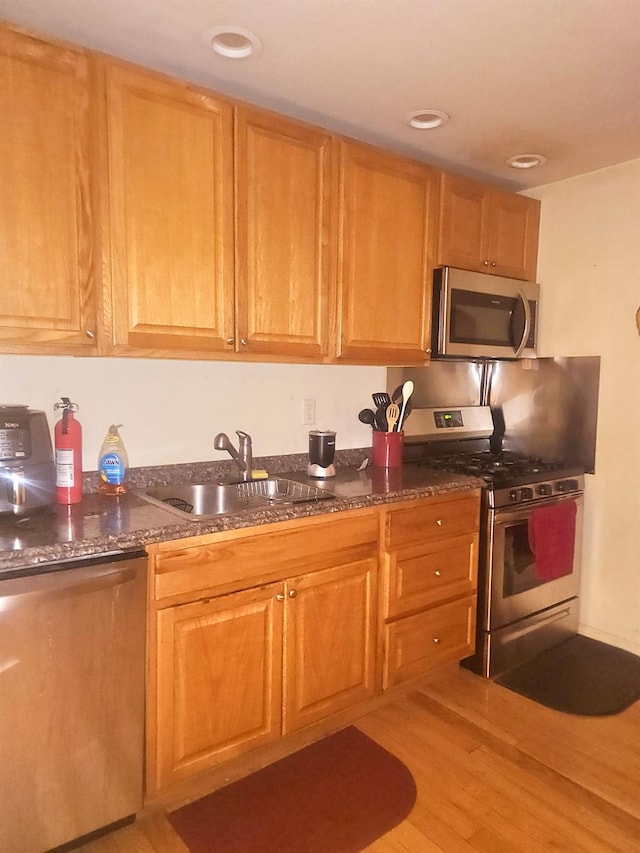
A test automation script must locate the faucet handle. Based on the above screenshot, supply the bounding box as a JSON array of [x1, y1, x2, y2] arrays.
[[235, 430, 252, 446]]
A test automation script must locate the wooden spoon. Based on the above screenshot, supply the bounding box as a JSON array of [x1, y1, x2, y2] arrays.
[[385, 403, 400, 432]]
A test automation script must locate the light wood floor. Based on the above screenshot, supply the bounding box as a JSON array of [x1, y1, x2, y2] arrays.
[[78, 666, 640, 853]]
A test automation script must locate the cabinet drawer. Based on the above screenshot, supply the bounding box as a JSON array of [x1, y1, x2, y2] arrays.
[[385, 533, 478, 619], [383, 596, 476, 689], [385, 492, 480, 549], [153, 511, 379, 601]]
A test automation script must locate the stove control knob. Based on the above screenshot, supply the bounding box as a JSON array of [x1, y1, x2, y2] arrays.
[[537, 483, 552, 496], [508, 489, 519, 503], [519, 487, 533, 501], [556, 479, 579, 493]]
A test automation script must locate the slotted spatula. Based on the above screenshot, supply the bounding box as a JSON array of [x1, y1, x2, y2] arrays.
[[385, 403, 400, 432], [372, 392, 392, 408]]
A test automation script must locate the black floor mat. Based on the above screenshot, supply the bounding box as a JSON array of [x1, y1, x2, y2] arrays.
[[495, 634, 640, 716]]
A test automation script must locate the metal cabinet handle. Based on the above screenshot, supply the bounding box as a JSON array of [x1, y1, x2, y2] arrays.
[[288, 589, 297, 598], [483, 259, 489, 266], [85, 329, 96, 339], [434, 570, 442, 577], [276, 593, 285, 602], [433, 637, 440, 644], [436, 519, 443, 526], [240, 338, 248, 347], [226, 337, 235, 345], [491, 261, 497, 267]]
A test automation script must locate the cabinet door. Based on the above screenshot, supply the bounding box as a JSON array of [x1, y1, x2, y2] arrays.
[[336, 141, 437, 363], [235, 108, 333, 359], [0, 27, 96, 353], [283, 558, 377, 733], [153, 584, 283, 790], [438, 172, 540, 281], [437, 171, 491, 274], [489, 188, 540, 281], [102, 62, 235, 355]]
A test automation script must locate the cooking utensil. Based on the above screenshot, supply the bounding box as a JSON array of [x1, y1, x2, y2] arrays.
[[374, 405, 388, 432], [372, 392, 392, 408], [385, 403, 400, 432], [397, 380, 414, 431], [391, 384, 414, 420], [358, 408, 377, 429]]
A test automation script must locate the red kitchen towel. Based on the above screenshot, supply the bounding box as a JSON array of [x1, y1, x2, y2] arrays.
[[528, 500, 577, 581]]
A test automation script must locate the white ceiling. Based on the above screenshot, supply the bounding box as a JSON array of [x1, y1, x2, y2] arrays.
[[2, 0, 640, 189]]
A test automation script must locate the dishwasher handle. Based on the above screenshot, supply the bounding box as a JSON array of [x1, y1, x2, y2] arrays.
[[0, 562, 144, 613]]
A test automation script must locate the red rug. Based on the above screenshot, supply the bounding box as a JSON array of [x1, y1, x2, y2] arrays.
[[168, 726, 417, 853]]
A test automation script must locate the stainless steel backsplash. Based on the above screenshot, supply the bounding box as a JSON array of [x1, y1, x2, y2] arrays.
[[387, 357, 600, 472]]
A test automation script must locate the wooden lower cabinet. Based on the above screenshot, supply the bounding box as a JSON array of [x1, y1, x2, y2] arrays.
[[381, 491, 481, 689], [147, 494, 480, 793], [147, 510, 378, 793], [284, 559, 377, 733], [155, 584, 284, 788]]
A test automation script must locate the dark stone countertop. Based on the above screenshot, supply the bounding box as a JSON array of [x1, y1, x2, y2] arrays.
[[0, 452, 483, 576]]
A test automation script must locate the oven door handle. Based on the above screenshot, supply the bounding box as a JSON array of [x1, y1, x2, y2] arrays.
[[513, 290, 532, 357]]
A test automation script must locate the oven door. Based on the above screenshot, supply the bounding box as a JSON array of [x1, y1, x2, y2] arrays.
[[485, 492, 583, 630]]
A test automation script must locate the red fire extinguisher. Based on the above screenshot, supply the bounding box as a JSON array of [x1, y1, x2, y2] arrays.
[[54, 397, 83, 505]]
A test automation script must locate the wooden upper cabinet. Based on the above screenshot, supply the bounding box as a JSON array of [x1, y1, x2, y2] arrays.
[[235, 108, 333, 359], [0, 26, 96, 353], [438, 172, 540, 281], [335, 141, 437, 363], [100, 61, 235, 355]]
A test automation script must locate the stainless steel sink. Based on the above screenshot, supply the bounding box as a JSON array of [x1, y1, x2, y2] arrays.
[[136, 478, 335, 520]]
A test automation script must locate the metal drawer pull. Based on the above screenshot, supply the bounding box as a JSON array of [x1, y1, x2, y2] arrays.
[[436, 519, 443, 526], [288, 589, 297, 598], [434, 570, 442, 577], [433, 637, 440, 644], [276, 593, 285, 601]]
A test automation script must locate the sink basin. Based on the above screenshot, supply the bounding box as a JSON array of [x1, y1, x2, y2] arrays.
[[136, 478, 335, 520]]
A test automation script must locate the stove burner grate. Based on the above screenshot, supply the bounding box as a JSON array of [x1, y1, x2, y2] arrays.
[[415, 450, 569, 485]]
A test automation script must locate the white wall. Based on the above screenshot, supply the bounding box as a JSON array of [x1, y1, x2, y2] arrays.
[[0, 356, 385, 469], [528, 158, 640, 654]]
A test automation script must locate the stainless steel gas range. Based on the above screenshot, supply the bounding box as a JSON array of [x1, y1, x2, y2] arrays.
[[404, 405, 584, 678]]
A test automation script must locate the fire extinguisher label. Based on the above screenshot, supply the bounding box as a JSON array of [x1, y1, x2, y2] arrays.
[[55, 448, 75, 487]]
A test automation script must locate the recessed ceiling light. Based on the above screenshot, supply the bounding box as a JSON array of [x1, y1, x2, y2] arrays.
[[205, 25, 262, 59], [506, 153, 547, 169], [406, 109, 450, 130]]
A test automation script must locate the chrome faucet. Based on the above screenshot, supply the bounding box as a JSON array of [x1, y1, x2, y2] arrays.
[[214, 430, 253, 481]]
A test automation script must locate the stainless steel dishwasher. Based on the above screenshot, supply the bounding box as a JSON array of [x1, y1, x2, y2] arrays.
[[0, 550, 147, 853]]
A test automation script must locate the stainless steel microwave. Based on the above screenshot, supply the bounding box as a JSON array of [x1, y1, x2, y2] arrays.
[[431, 266, 539, 359]]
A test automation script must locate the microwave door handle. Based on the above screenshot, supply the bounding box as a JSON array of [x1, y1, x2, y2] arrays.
[[513, 290, 532, 357]]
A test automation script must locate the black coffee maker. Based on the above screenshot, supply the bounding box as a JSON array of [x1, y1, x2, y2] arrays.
[[307, 430, 336, 479]]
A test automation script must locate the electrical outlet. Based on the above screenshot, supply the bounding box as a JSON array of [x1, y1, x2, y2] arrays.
[[303, 399, 316, 425]]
